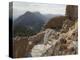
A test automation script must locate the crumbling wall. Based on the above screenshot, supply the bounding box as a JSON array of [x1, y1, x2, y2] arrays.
[[66, 5, 78, 20]]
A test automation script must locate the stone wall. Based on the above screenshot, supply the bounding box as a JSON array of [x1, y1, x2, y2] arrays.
[[66, 5, 78, 20]]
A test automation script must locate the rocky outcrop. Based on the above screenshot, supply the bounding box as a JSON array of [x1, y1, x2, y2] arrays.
[[13, 20, 78, 58], [43, 23, 78, 56], [31, 20, 78, 57], [44, 16, 66, 29], [60, 19, 75, 33]]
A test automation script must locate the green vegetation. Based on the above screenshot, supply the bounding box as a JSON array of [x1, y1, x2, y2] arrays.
[[13, 25, 36, 37]]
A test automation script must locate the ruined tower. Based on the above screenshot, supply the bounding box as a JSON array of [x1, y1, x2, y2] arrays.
[[66, 5, 78, 20]]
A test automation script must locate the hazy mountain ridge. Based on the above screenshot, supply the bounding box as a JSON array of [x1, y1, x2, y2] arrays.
[[13, 11, 62, 37], [13, 11, 45, 36]]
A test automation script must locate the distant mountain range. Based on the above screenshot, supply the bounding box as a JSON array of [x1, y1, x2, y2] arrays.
[[13, 11, 63, 36], [14, 11, 45, 31]]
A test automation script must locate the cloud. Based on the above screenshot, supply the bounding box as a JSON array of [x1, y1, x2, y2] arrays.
[[13, 1, 66, 19]]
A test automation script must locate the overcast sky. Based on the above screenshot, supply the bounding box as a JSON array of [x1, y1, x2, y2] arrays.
[[13, 1, 66, 19]]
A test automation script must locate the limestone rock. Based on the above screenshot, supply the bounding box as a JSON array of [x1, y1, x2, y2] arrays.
[[31, 44, 51, 57]]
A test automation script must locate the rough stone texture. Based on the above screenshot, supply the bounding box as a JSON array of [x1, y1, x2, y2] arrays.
[[31, 44, 50, 57], [31, 20, 78, 56], [13, 20, 78, 57], [66, 5, 78, 20], [60, 19, 75, 33]]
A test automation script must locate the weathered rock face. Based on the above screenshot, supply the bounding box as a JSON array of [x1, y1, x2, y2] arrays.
[[60, 19, 75, 33], [44, 16, 66, 29], [31, 20, 78, 56], [66, 5, 78, 20], [44, 25, 78, 56], [13, 20, 78, 57], [31, 44, 49, 57]]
